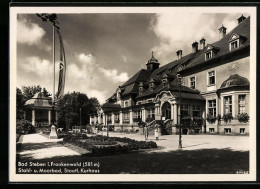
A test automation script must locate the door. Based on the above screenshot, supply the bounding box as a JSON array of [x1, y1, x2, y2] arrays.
[[162, 102, 171, 120]]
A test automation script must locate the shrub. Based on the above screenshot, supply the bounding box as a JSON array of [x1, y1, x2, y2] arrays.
[[16, 119, 36, 135], [237, 113, 249, 123], [206, 114, 217, 124], [192, 117, 203, 126], [62, 134, 157, 154], [222, 113, 233, 123], [181, 116, 192, 126], [133, 118, 142, 123], [146, 117, 154, 123]]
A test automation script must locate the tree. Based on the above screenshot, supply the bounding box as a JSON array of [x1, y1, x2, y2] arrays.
[[16, 88, 25, 120], [21, 85, 51, 101], [56, 92, 101, 130]]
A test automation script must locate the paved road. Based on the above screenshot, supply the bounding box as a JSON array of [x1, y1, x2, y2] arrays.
[[103, 132, 249, 152], [17, 133, 81, 160]]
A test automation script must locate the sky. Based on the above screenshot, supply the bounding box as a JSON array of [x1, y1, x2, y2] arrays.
[[16, 12, 249, 104]]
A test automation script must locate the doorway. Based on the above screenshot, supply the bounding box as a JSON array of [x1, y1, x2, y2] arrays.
[[162, 102, 171, 120]]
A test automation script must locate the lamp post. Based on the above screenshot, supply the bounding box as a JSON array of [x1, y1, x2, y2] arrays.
[[80, 108, 82, 130], [177, 74, 182, 149]]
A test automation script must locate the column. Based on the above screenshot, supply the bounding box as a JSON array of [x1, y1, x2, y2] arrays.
[[48, 110, 51, 125], [171, 103, 174, 120], [173, 104, 178, 124], [119, 111, 123, 125], [32, 109, 35, 126], [129, 110, 133, 124], [232, 94, 236, 118], [98, 114, 101, 124], [142, 108, 146, 122], [112, 113, 115, 125], [220, 96, 224, 117], [103, 113, 106, 125], [94, 116, 97, 124], [90, 117, 93, 125]]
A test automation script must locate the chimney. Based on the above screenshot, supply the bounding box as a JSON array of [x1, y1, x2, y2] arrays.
[[199, 38, 206, 50], [176, 50, 182, 60], [237, 14, 246, 24], [218, 25, 227, 39], [192, 42, 198, 53]]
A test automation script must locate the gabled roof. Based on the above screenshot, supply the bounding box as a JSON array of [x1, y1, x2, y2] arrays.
[[182, 16, 250, 71]]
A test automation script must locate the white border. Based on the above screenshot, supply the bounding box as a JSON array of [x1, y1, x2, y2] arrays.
[[9, 6, 257, 182]]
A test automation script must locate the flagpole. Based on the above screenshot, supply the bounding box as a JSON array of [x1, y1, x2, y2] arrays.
[[49, 23, 58, 139], [52, 24, 55, 125]]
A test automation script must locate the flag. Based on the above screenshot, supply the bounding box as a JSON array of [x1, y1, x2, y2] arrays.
[[56, 28, 66, 101]]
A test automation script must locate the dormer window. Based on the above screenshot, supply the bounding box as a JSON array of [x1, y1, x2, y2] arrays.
[[228, 33, 246, 51], [205, 51, 212, 60], [139, 82, 144, 94], [230, 40, 238, 50], [162, 79, 167, 87], [149, 82, 154, 92], [204, 44, 219, 61]]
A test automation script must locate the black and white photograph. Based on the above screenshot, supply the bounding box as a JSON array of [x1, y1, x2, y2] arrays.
[[9, 6, 256, 182]]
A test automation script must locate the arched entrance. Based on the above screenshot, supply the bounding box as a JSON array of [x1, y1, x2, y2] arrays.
[[162, 102, 171, 120]]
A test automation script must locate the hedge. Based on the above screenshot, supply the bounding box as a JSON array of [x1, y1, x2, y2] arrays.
[[62, 134, 157, 154]]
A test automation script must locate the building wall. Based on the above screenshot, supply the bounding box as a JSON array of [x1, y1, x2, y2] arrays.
[[183, 56, 249, 93]]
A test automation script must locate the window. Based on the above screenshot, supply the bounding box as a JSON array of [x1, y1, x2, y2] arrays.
[[205, 51, 212, 60], [190, 77, 196, 89], [115, 114, 119, 120], [107, 114, 112, 123], [181, 104, 189, 116], [224, 128, 231, 134], [230, 40, 238, 50], [125, 101, 128, 107], [147, 107, 155, 118], [209, 128, 215, 133], [208, 71, 215, 85], [192, 105, 201, 117], [123, 112, 129, 120], [224, 96, 232, 114], [208, 100, 216, 117], [134, 110, 142, 119], [240, 128, 245, 134], [238, 95, 246, 113], [162, 79, 167, 87], [149, 83, 154, 92]]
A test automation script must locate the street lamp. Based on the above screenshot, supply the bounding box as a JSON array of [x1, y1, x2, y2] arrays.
[[79, 108, 82, 130], [177, 74, 182, 149]]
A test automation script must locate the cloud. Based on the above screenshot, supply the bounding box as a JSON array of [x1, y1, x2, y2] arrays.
[[17, 15, 51, 51], [99, 68, 129, 83], [88, 90, 107, 104], [20, 56, 52, 76], [150, 13, 242, 64], [121, 55, 127, 63]]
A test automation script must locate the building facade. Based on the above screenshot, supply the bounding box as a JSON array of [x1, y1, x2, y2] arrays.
[[90, 15, 250, 135]]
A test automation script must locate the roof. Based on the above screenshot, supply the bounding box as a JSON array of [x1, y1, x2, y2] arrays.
[[121, 69, 151, 87], [182, 16, 250, 71], [25, 92, 52, 108], [220, 74, 250, 89]]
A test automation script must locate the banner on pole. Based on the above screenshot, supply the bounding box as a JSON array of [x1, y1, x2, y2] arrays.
[[56, 29, 66, 101]]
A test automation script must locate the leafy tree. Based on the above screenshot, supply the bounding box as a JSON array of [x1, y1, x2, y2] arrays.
[[56, 92, 100, 130], [16, 88, 25, 120], [21, 85, 51, 101]]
